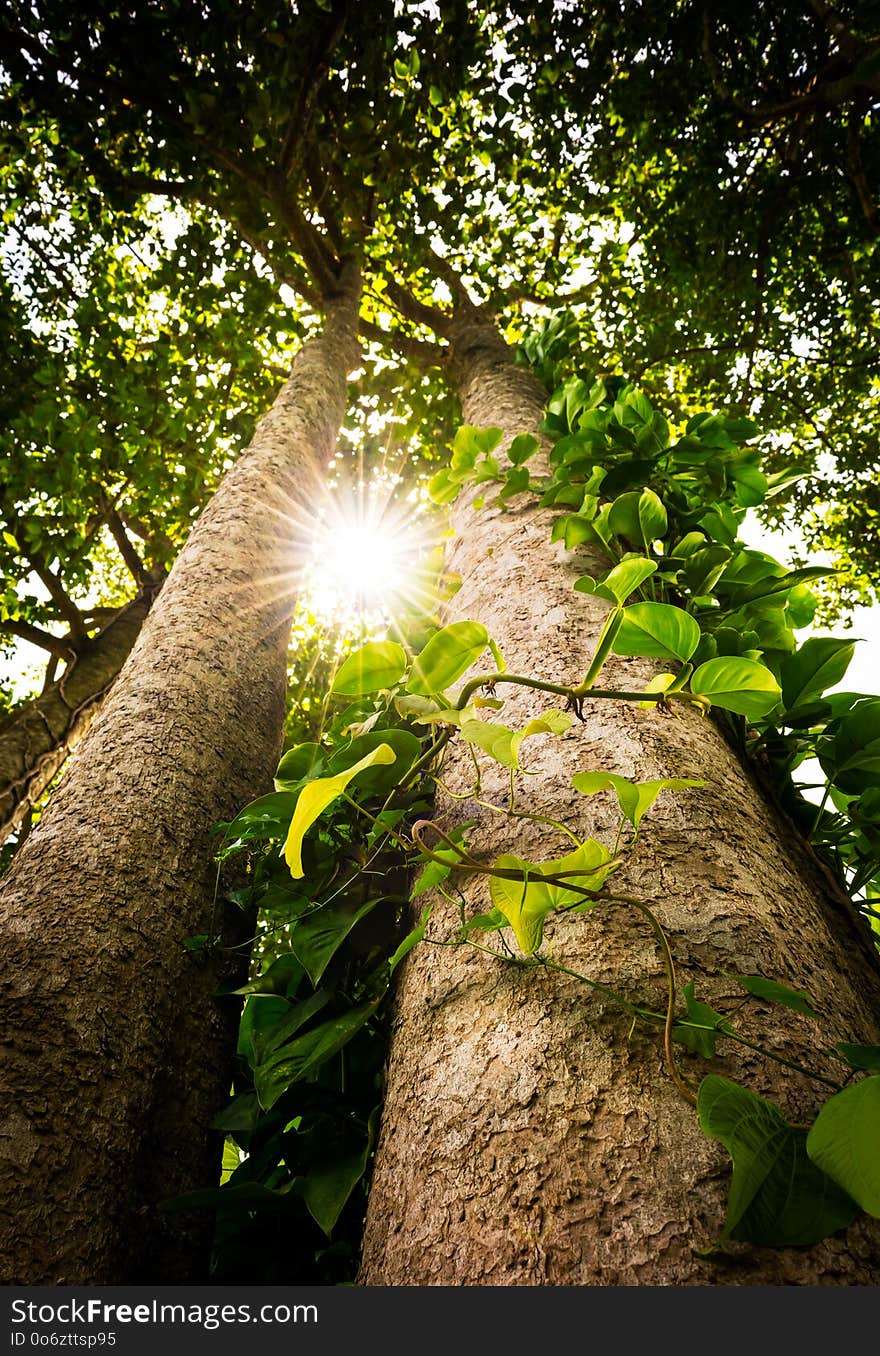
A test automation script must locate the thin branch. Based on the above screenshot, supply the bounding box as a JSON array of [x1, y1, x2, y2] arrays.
[[807, 0, 860, 62], [119, 512, 176, 563], [274, 188, 341, 295], [847, 106, 879, 235], [304, 144, 347, 257], [383, 276, 452, 336], [279, 7, 348, 179], [106, 508, 150, 588], [25, 557, 87, 642], [211, 207, 320, 305], [0, 619, 73, 660]]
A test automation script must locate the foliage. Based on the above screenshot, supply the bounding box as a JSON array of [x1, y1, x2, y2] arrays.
[[3, 0, 879, 611], [194, 365, 880, 1279]]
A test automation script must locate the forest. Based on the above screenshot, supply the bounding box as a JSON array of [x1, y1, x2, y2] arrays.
[[1, 0, 880, 1288]]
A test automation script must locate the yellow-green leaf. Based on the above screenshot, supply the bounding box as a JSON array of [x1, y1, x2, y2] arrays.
[[283, 744, 397, 878], [332, 640, 407, 696], [407, 621, 489, 694], [489, 840, 614, 954]]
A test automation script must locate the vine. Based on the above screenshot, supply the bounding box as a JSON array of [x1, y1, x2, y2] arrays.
[[178, 338, 880, 1277]]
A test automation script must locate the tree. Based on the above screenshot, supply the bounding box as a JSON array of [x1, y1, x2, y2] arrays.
[[2, 0, 880, 1286], [359, 296, 880, 1283], [0, 265, 361, 1282]]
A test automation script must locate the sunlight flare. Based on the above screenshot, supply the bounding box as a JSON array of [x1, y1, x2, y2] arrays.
[[302, 487, 436, 628]]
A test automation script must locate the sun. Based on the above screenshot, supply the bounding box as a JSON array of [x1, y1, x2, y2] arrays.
[[302, 488, 433, 627]]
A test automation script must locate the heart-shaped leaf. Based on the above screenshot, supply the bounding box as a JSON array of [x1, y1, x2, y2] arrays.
[[612, 601, 700, 663], [690, 657, 781, 718], [332, 641, 407, 696]]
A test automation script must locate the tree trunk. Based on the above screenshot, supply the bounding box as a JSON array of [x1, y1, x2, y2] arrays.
[[0, 592, 158, 847], [359, 308, 880, 1285], [0, 271, 361, 1284]]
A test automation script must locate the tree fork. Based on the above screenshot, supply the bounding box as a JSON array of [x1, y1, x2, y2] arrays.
[[0, 267, 362, 1284], [359, 309, 880, 1285]]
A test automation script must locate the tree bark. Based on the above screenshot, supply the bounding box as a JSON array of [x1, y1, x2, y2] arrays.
[[360, 308, 880, 1285], [0, 271, 361, 1284], [0, 593, 158, 847]]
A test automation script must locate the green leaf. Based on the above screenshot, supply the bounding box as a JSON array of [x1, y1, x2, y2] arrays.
[[451, 424, 503, 467], [818, 698, 880, 794], [489, 840, 615, 954], [637, 487, 667, 542], [672, 981, 731, 1057], [389, 905, 432, 972], [461, 708, 571, 769], [283, 744, 397, 878], [574, 556, 657, 604], [731, 463, 767, 507], [254, 1000, 380, 1110], [834, 1043, 880, 1072], [222, 790, 296, 838], [612, 602, 700, 663], [302, 1114, 377, 1237], [572, 771, 703, 828], [807, 1077, 880, 1216], [606, 490, 642, 542], [698, 1075, 858, 1245], [580, 606, 623, 688], [690, 657, 781, 718], [244, 989, 331, 1066], [274, 742, 324, 791], [508, 433, 539, 465], [408, 621, 489, 694], [428, 467, 464, 504], [233, 954, 303, 998], [332, 640, 408, 696], [289, 898, 380, 986], [780, 638, 856, 712], [328, 728, 420, 795], [731, 974, 819, 1018]]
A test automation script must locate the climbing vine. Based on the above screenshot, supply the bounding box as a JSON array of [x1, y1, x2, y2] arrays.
[[180, 335, 880, 1278]]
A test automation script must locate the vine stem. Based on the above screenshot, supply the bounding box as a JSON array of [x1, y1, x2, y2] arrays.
[[411, 820, 694, 1103], [455, 670, 694, 712], [602, 893, 697, 1106]]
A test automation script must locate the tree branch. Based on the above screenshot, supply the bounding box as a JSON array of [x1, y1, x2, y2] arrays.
[[119, 512, 177, 565], [0, 619, 73, 660], [279, 6, 348, 179], [274, 187, 341, 296], [25, 557, 87, 642], [383, 276, 452, 336], [304, 144, 347, 257], [358, 317, 444, 366], [106, 509, 151, 588]]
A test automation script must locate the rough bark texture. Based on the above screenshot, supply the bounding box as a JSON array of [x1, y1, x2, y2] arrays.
[[0, 593, 157, 846], [0, 274, 361, 1284], [360, 310, 880, 1285]]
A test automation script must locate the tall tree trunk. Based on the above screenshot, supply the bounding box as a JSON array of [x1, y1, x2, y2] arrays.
[[360, 306, 880, 1285], [0, 592, 158, 847], [0, 270, 361, 1284]]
